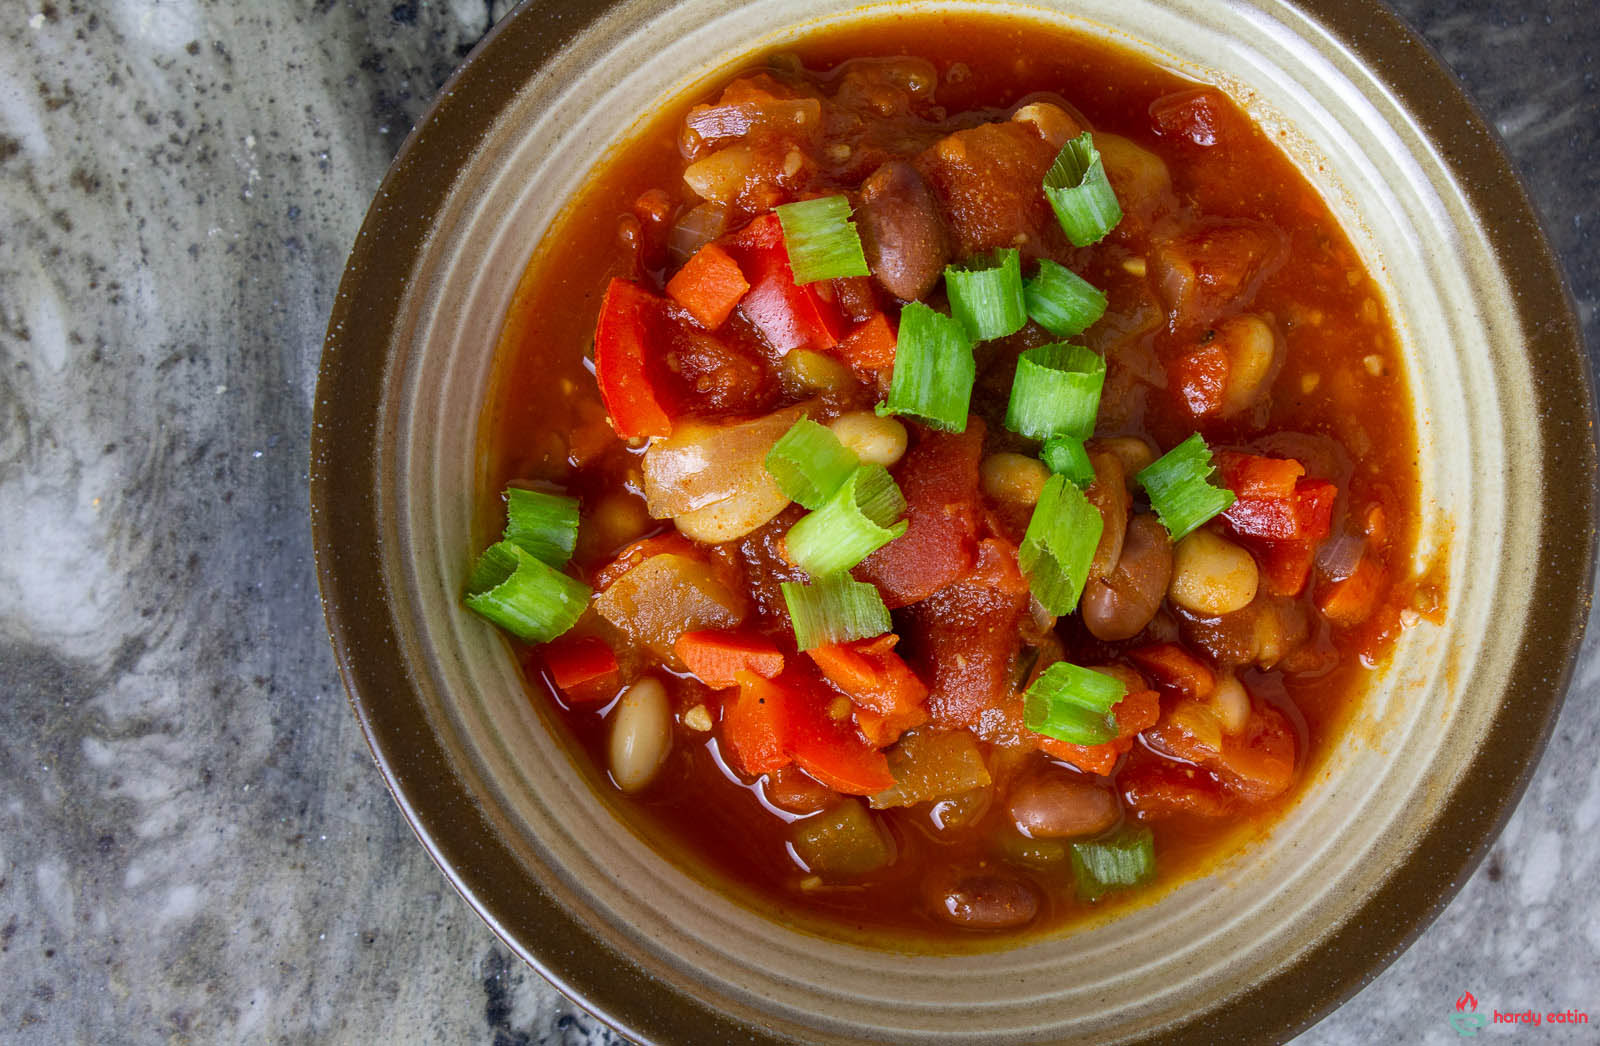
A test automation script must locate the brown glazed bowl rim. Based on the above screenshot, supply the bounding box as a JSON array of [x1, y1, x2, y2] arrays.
[[310, 0, 1597, 1041]]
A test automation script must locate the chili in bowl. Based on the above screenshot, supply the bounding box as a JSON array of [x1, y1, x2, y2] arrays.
[[312, 0, 1595, 1041]]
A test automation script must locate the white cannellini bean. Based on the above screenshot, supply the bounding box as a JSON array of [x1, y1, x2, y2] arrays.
[[827, 411, 907, 467], [1216, 313, 1279, 415], [1169, 530, 1260, 616], [608, 677, 673, 793], [1213, 674, 1251, 735]]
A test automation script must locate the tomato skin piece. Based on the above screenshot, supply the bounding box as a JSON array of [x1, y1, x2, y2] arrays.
[[1172, 344, 1229, 416], [593, 278, 674, 438]]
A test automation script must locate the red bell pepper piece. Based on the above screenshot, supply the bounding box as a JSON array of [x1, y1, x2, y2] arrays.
[[593, 278, 674, 438], [723, 214, 845, 354], [538, 634, 619, 702], [719, 670, 894, 795]]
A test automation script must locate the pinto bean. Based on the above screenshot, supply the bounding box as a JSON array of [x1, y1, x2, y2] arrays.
[[927, 870, 1041, 930], [1081, 514, 1173, 641], [1086, 451, 1130, 581], [855, 160, 951, 301], [1008, 771, 1120, 838]]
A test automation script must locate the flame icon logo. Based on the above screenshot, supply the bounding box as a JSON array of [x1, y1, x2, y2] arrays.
[[1456, 992, 1478, 1012]]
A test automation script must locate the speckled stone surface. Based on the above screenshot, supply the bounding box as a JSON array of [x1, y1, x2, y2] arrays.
[[0, 0, 1593, 1042]]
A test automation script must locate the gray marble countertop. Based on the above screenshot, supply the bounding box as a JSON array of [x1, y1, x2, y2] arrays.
[[1, 0, 1595, 1042]]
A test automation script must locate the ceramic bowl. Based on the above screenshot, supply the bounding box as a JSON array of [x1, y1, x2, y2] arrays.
[[310, 0, 1596, 1040]]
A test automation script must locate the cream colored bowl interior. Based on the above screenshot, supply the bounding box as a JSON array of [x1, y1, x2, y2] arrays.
[[374, 0, 1529, 1039]]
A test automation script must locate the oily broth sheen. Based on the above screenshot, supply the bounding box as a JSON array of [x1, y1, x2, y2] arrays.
[[483, 12, 1419, 945]]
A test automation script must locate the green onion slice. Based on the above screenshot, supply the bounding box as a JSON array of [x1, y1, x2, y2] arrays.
[[465, 541, 591, 644], [503, 487, 581, 566], [1043, 132, 1123, 247], [785, 464, 908, 576], [1018, 473, 1104, 615], [1041, 436, 1095, 489], [765, 418, 860, 510], [781, 572, 893, 651], [1004, 342, 1106, 442], [878, 302, 975, 432], [1023, 660, 1126, 746], [1071, 825, 1156, 901], [775, 195, 870, 284], [945, 247, 1027, 341], [1025, 259, 1108, 337], [1136, 433, 1236, 541]]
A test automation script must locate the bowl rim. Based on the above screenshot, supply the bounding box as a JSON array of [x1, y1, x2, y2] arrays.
[[309, 0, 1598, 1041]]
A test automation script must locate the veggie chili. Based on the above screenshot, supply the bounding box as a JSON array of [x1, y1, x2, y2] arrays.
[[473, 15, 1431, 939]]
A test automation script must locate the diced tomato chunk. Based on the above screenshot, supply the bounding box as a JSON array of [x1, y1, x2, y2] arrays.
[[1121, 761, 1233, 821], [1128, 643, 1217, 701], [593, 279, 675, 438], [1036, 688, 1160, 776], [1217, 451, 1304, 501], [834, 312, 897, 374], [1149, 88, 1238, 148], [909, 538, 1029, 730], [1172, 344, 1229, 416], [1258, 540, 1317, 597], [666, 242, 750, 330], [1317, 555, 1385, 627], [854, 421, 985, 608]]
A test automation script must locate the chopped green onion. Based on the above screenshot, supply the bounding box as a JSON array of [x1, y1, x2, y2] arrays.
[[1136, 433, 1236, 541], [1018, 473, 1103, 615], [1024, 259, 1108, 337], [1023, 660, 1126, 746], [775, 195, 870, 284], [503, 487, 581, 566], [465, 541, 590, 644], [765, 418, 860, 510], [945, 248, 1027, 341], [877, 302, 974, 432], [1004, 342, 1105, 441], [785, 464, 908, 576], [1041, 436, 1095, 488], [1071, 825, 1156, 901], [781, 572, 892, 651], [1043, 132, 1123, 247]]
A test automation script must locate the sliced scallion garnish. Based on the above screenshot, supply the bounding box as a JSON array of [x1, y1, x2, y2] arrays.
[[765, 417, 861, 510], [785, 464, 908, 576], [946, 247, 1027, 341], [1023, 660, 1126, 746], [1004, 342, 1106, 442], [465, 541, 591, 644], [1024, 259, 1108, 337], [1018, 473, 1104, 615], [1041, 436, 1095, 489], [781, 572, 892, 652], [775, 195, 870, 284], [503, 487, 581, 567], [1136, 433, 1236, 541], [877, 301, 974, 432], [1071, 825, 1156, 901], [1043, 132, 1123, 247]]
